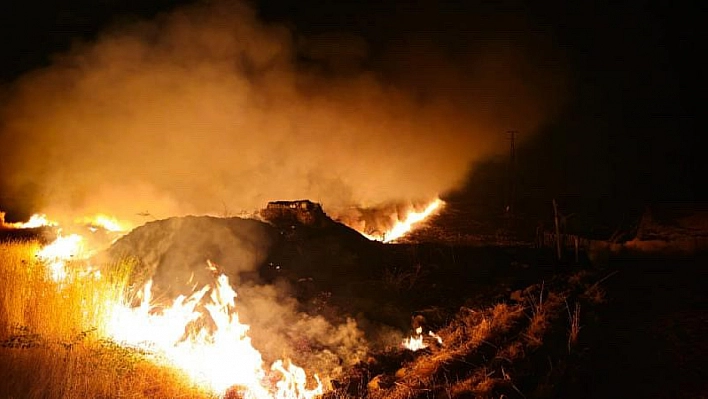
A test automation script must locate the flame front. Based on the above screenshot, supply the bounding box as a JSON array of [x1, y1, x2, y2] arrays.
[[8, 211, 323, 399], [363, 198, 444, 243], [0, 212, 58, 229], [106, 268, 323, 399], [36, 233, 86, 281]]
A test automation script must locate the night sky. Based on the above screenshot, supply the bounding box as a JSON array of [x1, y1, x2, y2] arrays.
[[0, 0, 703, 225]]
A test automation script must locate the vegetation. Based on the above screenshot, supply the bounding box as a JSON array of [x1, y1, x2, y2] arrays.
[[0, 240, 213, 399], [0, 238, 610, 399], [326, 269, 607, 399]]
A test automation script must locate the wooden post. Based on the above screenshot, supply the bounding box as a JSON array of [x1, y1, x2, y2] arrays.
[[553, 199, 561, 260]]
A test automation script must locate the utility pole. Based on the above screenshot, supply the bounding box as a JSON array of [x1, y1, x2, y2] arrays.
[[506, 130, 518, 216]]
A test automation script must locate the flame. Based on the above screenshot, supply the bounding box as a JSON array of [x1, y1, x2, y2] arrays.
[[78, 214, 128, 232], [402, 327, 443, 352], [0, 212, 58, 229], [3, 210, 129, 282], [364, 198, 444, 243], [1, 210, 127, 233], [20, 212, 325, 398], [402, 327, 427, 351], [36, 233, 86, 282], [106, 266, 323, 399]]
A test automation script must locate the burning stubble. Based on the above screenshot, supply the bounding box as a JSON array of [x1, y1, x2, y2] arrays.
[[0, 0, 567, 224]]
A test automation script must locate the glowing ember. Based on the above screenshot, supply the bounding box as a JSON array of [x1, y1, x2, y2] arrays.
[[36, 233, 86, 282], [0, 212, 58, 229], [364, 198, 444, 243], [106, 265, 323, 399], [402, 327, 443, 352]]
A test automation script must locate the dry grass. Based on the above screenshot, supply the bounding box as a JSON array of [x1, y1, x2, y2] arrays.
[[366, 302, 525, 399], [0, 240, 118, 339], [335, 269, 605, 399], [0, 240, 214, 399], [566, 300, 581, 352], [382, 263, 425, 292], [0, 342, 213, 399]]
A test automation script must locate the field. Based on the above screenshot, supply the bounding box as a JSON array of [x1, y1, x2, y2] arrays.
[[2, 226, 707, 398], [0, 240, 213, 399]]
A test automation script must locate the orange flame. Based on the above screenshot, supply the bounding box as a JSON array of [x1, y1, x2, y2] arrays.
[[106, 266, 323, 398], [78, 214, 128, 232], [402, 327, 443, 352], [364, 198, 444, 243], [402, 327, 427, 351], [24, 213, 325, 398], [0, 212, 58, 229], [5, 211, 130, 282], [36, 233, 86, 282]]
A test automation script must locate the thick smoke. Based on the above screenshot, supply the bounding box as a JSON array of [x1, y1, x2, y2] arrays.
[[104, 215, 370, 383], [236, 283, 369, 382], [0, 0, 566, 225]]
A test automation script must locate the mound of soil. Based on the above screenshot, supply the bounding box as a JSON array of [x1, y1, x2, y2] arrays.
[[104, 213, 380, 298]]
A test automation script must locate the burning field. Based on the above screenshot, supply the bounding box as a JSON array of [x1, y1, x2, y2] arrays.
[[0, 1, 558, 392], [1, 201, 615, 399], [3, 199, 708, 399], [1, 1, 705, 398]]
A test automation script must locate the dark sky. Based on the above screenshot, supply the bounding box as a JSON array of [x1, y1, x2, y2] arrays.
[[0, 0, 703, 222], [260, 0, 705, 210]]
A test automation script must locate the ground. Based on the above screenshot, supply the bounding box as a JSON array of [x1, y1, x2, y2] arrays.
[[2, 211, 707, 398]]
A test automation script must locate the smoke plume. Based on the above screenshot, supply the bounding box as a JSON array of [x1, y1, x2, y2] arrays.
[[104, 214, 370, 383], [0, 0, 566, 225]]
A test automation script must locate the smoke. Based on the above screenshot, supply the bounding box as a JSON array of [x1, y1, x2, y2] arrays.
[[104, 214, 369, 383], [106, 215, 274, 297], [0, 0, 566, 224], [236, 283, 369, 382]]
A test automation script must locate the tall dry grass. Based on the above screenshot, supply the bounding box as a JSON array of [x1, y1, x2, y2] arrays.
[[0, 239, 213, 399]]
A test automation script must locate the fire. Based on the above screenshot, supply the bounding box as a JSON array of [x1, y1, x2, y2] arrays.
[[402, 327, 427, 351], [12, 211, 324, 398], [1, 211, 128, 233], [364, 198, 444, 243], [402, 327, 443, 352], [78, 214, 127, 232], [106, 268, 323, 399], [3, 211, 131, 282], [0, 212, 58, 229], [35, 233, 86, 282]]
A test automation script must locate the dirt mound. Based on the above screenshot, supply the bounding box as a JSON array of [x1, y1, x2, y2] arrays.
[[103, 210, 380, 301], [106, 215, 276, 297]]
